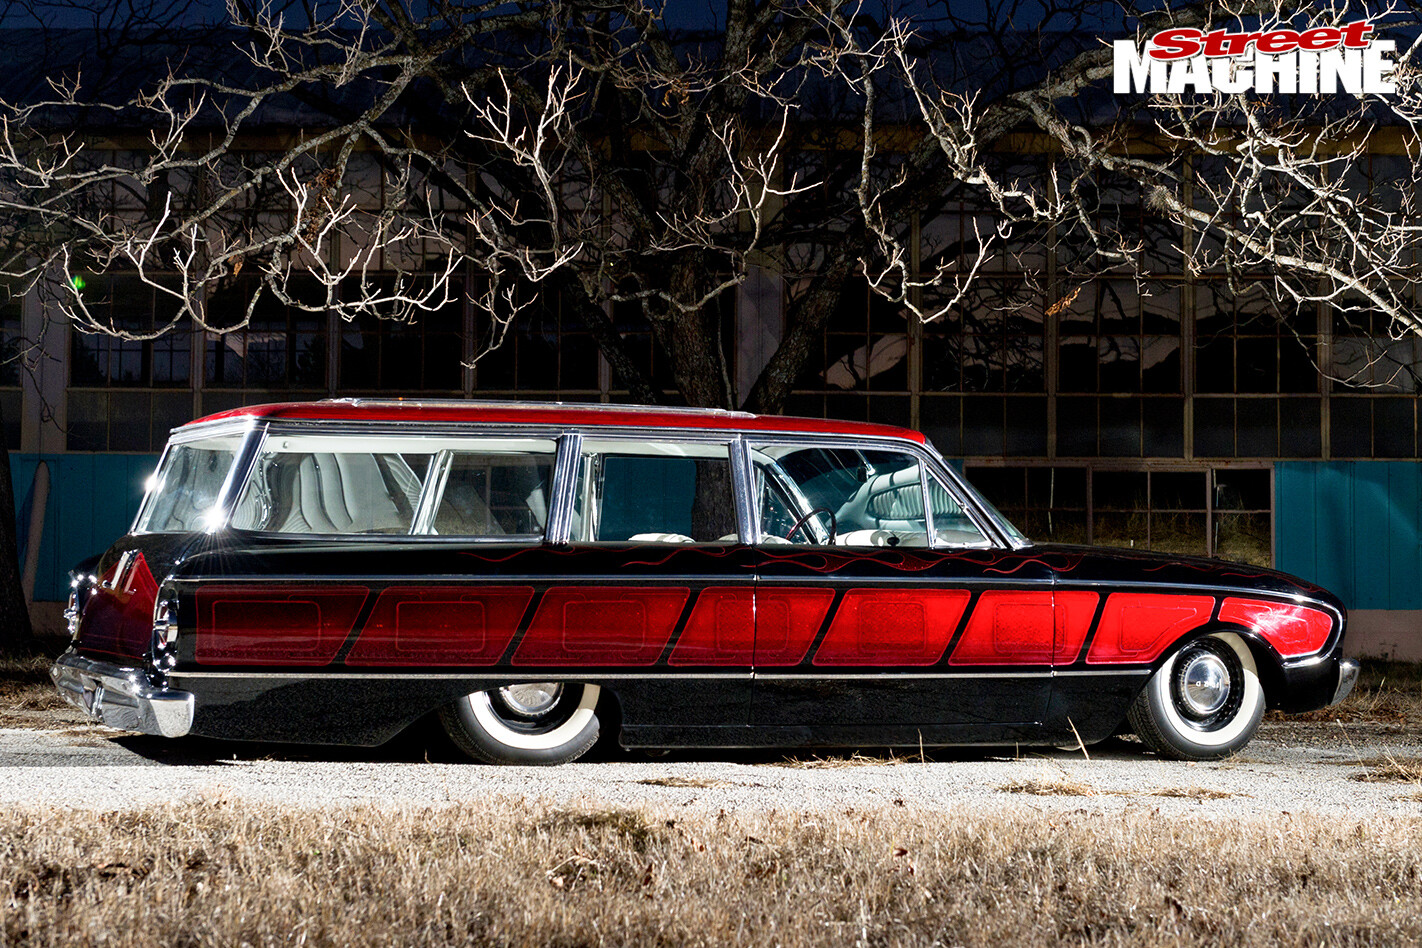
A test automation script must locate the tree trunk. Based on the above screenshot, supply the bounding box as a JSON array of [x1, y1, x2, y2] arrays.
[[0, 400, 35, 656]]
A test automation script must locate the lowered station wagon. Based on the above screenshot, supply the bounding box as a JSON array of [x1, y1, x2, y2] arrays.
[[53, 400, 1358, 764]]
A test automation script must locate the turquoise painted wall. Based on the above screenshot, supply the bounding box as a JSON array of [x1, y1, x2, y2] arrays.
[[10, 453, 160, 602], [1276, 461, 1422, 611]]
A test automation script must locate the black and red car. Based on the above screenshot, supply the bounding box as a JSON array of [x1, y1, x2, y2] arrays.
[[53, 399, 1357, 764]]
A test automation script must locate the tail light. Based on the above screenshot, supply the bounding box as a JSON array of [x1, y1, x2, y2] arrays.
[[151, 586, 180, 671]]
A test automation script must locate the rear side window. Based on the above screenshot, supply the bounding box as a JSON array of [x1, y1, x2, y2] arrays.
[[135, 435, 244, 533], [574, 440, 738, 543], [230, 434, 556, 537]]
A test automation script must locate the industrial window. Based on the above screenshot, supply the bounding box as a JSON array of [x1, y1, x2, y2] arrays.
[[967, 464, 1272, 567]]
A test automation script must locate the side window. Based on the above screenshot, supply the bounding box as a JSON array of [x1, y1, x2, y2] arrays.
[[229, 434, 556, 538], [427, 441, 557, 537], [232, 435, 435, 535], [574, 440, 738, 543], [750, 444, 990, 548]]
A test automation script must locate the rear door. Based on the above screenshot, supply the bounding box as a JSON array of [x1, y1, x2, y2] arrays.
[[747, 442, 1055, 746], [549, 434, 756, 745]]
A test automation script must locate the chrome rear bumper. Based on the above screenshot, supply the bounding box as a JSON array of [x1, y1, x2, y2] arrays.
[[51, 651, 194, 738], [1333, 658, 1361, 705]]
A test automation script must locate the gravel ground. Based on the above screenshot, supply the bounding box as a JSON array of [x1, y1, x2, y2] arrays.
[[2, 719, 1419, 819]]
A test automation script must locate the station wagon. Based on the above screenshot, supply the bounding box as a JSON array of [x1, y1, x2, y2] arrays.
[[53, 399, 1358, 763]]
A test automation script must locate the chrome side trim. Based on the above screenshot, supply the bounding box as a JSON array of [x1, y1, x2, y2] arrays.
[[169, 668, 1156, 681], [51, 652, 195, 738]]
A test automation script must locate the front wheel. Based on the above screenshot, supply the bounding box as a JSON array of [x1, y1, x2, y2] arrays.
[[439, 682, 601, 765], [1127, 633, 1265, 760]]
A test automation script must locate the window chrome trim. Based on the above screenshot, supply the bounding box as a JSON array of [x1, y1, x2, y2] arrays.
[[548, 432, 582, 544]]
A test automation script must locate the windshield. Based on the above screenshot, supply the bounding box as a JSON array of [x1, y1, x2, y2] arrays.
[[134, 435, 245, 533]]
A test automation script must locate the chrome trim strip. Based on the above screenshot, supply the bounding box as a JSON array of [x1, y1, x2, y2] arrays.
[[731, 436, 757, 544], [319, 397, 756, 418], [1053, 669, 1152, 677], [548, 432, 581, 544], [170, 668, 1153, 681], [51, 651, 194, 737], [173, 671, 753, 680]]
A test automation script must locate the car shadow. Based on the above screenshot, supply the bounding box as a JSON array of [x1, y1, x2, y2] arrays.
[[108, 724, 1149, 767]]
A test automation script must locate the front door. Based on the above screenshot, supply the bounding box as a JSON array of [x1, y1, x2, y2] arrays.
[[747, 443, 1055, 746]]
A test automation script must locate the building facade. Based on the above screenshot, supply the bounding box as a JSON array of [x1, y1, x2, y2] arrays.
[[6, 145, 1421, 658]]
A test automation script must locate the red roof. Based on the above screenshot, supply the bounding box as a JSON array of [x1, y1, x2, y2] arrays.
[[185, 399, 927, 443]]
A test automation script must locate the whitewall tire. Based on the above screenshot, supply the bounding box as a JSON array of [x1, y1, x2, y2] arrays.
[[440, 682, 601, 765], [1127, 633, 1265, 760]]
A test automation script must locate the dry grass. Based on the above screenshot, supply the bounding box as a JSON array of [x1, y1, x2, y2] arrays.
[[3, 800, 1422, 946], [0, 655, 87, 729], [771, 751, 926, 769], [999, 776, 1238, 801], [1349, 756, 1422, 784], [999, 776, 1099, 796], [636, 777, 735, 789], [1275, 661, 1422, 728]]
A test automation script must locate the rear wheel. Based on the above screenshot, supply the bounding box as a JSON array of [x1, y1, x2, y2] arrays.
[[439, 682, 601, 765], [1127, 633, 1264, 760]]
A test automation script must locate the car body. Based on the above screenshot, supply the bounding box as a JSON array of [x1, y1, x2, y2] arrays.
[[52, 399, 1358, 763]]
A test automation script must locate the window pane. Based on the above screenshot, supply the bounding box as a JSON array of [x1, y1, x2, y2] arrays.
[[749, 445, 972, 548], [430, 442, 557, 536], [576, 440, 736, 543], [136, 436, 244, 533], [232, 435, 441, 535]]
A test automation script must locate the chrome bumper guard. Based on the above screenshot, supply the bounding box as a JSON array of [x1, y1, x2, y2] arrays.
[[1333, 658, 1361, 705], [50, 652, 194, 738]]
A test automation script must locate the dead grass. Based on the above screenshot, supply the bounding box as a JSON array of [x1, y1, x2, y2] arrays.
[[3, 800, 1422, 946], [999, 777, 1238, 801], [1348, 756, 1422, 784], [1272, 660, 1422, 727], [771, 751, 925, 769], [0, 655, 87, 729], [636, 776, 735, 789], [999, 776, 1099, 796]]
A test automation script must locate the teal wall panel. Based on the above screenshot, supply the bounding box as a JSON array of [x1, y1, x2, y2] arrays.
[[1276, 461, 1422, 611], [9, 453, 159, 602]]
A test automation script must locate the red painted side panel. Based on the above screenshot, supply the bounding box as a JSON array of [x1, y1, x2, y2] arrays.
[[77, 553, 159, 661], [668, 588, 755, 666], [1086, 593, 1216, 665], [196, 585, 369, 666], [947, 590, 1100, 665], [1053, 591, 1102, 665], [1218, 598, 1332, 658], [346, 586, 534, 666], [753, 587, 836, 667], [512, 586, 690, 666], [813, 588, 971, 666]]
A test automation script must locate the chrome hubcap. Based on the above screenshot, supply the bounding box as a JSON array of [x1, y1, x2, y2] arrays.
[[1179, 653, 1230, 716], [499, 682, 563, 717]]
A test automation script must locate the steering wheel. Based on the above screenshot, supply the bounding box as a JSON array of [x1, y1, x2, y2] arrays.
[[785, 506, 837, 545]]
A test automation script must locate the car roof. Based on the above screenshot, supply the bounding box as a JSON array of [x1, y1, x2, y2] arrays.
[[183, 399, 928, 444]]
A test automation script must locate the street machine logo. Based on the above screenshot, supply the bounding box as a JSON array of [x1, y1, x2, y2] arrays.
[[1114, 22, 1396, 94]]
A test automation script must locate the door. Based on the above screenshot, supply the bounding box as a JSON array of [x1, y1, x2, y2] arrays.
[[747, 442, 1055, 746], [553, 436, 756, 744]]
